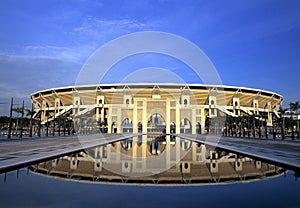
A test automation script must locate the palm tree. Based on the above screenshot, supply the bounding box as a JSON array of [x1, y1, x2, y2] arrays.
[[12, 107, 23, 136], [55, 115, 67, 136], [25, 108, 35, 137]]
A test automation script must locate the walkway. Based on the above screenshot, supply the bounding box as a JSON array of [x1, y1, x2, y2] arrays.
[[0, 134, 137, 174], [177, 134, 300, 171]]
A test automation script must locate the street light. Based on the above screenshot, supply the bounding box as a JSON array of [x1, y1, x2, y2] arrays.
[[19, 100, 24, 138], [8, 98, 19, 139]]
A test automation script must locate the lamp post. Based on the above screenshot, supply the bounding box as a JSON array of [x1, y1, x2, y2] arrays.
[[46, 105, 49, 137], [282, 113, 285, 140], [52, 109, 55, 136], [28, 103, 34, 137], [252, 115, 256, 138], [8, 98, 13, 139], [19, 100, 24, 138], [7, 98, 20, 139], [272, 114, 276, 139]]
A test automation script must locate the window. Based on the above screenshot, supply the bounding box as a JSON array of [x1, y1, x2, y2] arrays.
[[211, 100, 215, 105], [184, 99, 188, 105], [126, 99, 130, 105], [235, 101, 238, 106], [184, 163, 189, 169], [212, 163, 216, 169], [211, 109, 215, 116], [99, 99, 102, 104]]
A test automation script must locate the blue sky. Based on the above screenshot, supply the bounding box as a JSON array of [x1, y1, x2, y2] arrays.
[[0, 0, 299, 115]]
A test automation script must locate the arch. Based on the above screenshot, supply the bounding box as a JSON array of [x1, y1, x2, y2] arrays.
[[170, 122, 176, 134], [180, 118, 192, 133], [180, 139, 192, 150], [196, 122, 202, 134], [122, 118, 133, 133], [138, 122, 143, 133], [111, 122, 117, 133], [121, 139, 132, 151], [184, 99, 188, 105], [148, 139, 166, 155], [147, 113, 166, 133]]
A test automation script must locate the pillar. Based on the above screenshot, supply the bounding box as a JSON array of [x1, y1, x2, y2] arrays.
[[200, 108, 206, 134], [192, 108, 196, 134], [107, 106, 112, 133], [166, 100, 171, 134], [176, 102, 180, 134], [133, 101, 138, 133], [117, 108, 122, 133], [142, 100, 148, 134]]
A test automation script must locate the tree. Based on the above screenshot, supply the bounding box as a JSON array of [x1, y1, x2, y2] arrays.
[[25, 108, 35, 137], [12, 107, 23, 136], [55, 115, 67, 136]]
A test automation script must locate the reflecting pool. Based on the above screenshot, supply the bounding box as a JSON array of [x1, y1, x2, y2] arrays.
[[1, 135, 300, 208]]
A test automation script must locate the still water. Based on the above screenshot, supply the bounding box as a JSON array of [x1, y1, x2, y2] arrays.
[[1, 136, 300, 208]]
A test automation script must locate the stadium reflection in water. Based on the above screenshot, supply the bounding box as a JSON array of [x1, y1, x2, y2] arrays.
[[29, 135, 285, 185]]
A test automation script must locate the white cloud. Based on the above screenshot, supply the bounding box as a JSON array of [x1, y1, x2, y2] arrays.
[[73, 18, 154, 37], [1, 53, 80, 86], [25, 45, 68, 51], [20, 18, 157, 63], [0, 53, 81, 115]]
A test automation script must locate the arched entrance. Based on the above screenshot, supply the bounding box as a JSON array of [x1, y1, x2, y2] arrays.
[[147, 113, 166, 133], [196, 122, 202, 134], [111, 122, 117, 133], [180, 118, 192, 133], [170, 122, 176, 134], [138, 122, 143, 133], [122, 118, 133, 133]]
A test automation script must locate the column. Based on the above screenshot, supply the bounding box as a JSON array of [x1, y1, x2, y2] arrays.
[[176, 102, 180, 134], [166, 100, 171, 134], [117, 108, 122, 133], [107, 107, 112, 133], [133, 100, 138, 133], [192, 108, 196, 134], [142, 100, 148, 134], [201, 108, 206, 134]]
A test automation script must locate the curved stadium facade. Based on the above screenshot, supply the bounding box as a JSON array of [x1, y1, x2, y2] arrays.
[[31, 83, 283, 135]]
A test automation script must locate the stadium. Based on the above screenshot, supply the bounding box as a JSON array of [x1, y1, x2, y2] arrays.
[[31, 83, 283, 135]]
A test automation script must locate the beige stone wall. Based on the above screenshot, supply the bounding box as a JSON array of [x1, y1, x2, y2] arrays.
[[31, 84, 283, 134]]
